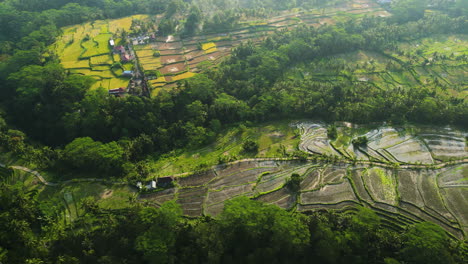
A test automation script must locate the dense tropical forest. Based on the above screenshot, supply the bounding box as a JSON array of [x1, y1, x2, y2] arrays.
[[0, 0, 467, 263]]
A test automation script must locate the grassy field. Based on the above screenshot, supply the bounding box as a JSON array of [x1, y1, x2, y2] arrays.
[[149, 121, 301, 178]]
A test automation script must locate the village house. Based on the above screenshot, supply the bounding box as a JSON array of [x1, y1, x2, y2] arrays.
[[136, 177, 174, 191], [122, 70, 133, 77], [108, 87, 126, 97], [136, 180, 157, 190], [114, 45, 126, 54], [121, 53, 131, 62]]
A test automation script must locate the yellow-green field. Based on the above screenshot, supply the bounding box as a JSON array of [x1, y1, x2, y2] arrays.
[[172, 72, 196, 81], [201, 42, 217, 53], [51, 15, 150, 91]]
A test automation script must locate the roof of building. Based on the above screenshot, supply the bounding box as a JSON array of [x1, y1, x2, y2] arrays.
[[158, 177, 174, 184], [109, 87, 126, 93]]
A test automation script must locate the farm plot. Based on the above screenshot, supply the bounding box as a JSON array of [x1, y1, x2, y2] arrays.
[[254, 163, 314, 194], [255, 188, 295, 210], [419, 170, 457, 222], [418, 127, 467, 161], [296, 122, 467, 165], [300, 180, 358, 205], [177, 187, 208, 217], [177, 169, 217, 187], [202, 42, 217, 54], [441, 187, 468, 235], [384, 139, 433, 164], [298, 123, 340, 156], [140, 188, 177, 204], [81, 35, 111, 58], [209, 167, 270, 191], [160, 55, 185, 65], [149, 76, 166, 86], [396, 170, 425, 207], [172, 72, 196, 81], [140, 157, 467, 238], [160, 49, 184, 56], [136, 48, 156, 58], [348, 168, 373, 201], [207, 184, 255, 204], [139, 57, 162, 70], [362, 168, 398, 205], [157, 41, 184, 50], [187, 54, 212, 66], [438, 165, 468, 189], [321, 166, 347, 184], [108, 15, 148, 32], [62, 60, 90, 69], [159, 63, 187, 75], [90, 54, 113, 65], [300, 167, 322, 191]]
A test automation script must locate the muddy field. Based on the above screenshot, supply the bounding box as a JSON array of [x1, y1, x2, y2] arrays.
[[142, 159, 467, 239], [299, 122, 467, 165]]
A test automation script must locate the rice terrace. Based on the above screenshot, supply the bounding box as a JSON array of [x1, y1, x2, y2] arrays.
[[143, 122, 468, 239], [51, 0, 393, 96]]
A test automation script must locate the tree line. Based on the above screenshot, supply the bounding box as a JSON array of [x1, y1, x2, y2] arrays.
[[0, 182, 466, 263]]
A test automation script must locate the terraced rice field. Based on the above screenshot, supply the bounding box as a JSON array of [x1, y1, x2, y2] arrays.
[[298, 122, 467, 165], [51, 15, 149, 91], [141, 122, 467, 239], [302, 35, 467, 99], [130, 0, 389, 94]]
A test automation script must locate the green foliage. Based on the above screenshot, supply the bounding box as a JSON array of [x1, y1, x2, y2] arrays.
[[62, 137, 125, 175], [400, 222, 455, 264], [135, 201, 182, 264], [218, 197, 310, 262], [242, 139, 259, 153], [352, 136, 368, 146], [327, 125, 338, 140], [391, 0, 428, 23], [287, 173, 302, 192], [111, 62, 122, 69], [293, 150, 309, 161]]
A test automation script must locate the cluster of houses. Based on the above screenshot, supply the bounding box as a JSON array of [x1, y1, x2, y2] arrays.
[[131, 33, 156, 46], [110, 39, 134, 63], [114, 45, 134, 62], [136, 177, 174, 191]]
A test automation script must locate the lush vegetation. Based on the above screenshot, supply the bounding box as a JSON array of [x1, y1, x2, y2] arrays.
[[1, 182, 466, 263], [0, 0, 467, 262]]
